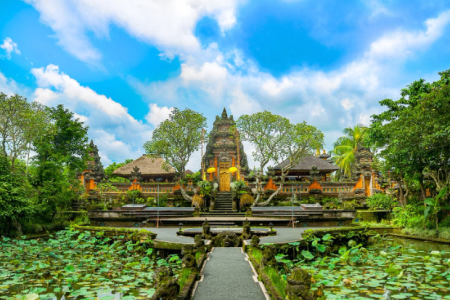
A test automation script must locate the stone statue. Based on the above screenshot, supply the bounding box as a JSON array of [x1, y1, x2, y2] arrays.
[[250, 235, 260, 247], [150, 266, 180, 300], [211, 231, 242, 247], [181, 245, 196, 269], [194, 235, 206, 254], [242, 219, 251, 239], [202, 219, 211, 239], [285, 268, 314, 300]]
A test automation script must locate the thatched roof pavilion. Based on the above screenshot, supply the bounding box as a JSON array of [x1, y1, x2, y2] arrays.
[[112, 155, 176, 182]]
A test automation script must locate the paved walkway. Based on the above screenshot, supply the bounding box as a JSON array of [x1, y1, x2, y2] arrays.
[[135, 227, 195, 244], [193, 248, 267, 300], [258, 226, 335, 244], [139, 226, 336, 245]]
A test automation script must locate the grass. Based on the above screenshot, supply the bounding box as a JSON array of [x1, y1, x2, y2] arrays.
[[177, 268, 192, 290], [195, 251, 202, 262], [264, 266, 287, 298], [251, 248, 262, 264], [402, 227, 450, 240]]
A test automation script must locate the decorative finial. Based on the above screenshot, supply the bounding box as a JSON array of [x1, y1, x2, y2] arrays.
[[221, 107, 228, 119]]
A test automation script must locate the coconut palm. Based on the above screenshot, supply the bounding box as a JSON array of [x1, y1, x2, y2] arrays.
[[331, 124, 367, 179]]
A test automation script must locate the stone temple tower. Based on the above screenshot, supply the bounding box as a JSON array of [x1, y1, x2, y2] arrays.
[[203, 108, 249, 191]]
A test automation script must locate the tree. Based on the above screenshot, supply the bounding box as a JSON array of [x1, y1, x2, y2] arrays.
[[32, 104, 89, 215], [331, 124, 367, 178], [104, 159, 133, 182], [368, 69, 450, 200], [143, 108, 207, 201], [0, 155, 37, 236], [236, 111, 324, 206], [95, 182, 118, 209], [0, 93, 49, 170]]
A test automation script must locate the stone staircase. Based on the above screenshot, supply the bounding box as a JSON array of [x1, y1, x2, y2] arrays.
[[212, 192, 233, 213]]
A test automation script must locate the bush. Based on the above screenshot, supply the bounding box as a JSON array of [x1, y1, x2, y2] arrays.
[[366, 193, 397, 211], [392, 205, 420, 227]]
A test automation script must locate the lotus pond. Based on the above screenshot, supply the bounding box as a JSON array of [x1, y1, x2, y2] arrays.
[[0, 229, 184, 300], [274, 236, 450, 299]]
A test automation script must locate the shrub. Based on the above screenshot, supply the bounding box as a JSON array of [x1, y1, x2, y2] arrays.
[[392, 205, 420, 227], [366, 193, 397, 211], [240, 193, 254, 207]]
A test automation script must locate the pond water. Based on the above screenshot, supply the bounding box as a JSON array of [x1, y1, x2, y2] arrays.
[[302, 237, 450, 299], [0, 230, 181, 300]]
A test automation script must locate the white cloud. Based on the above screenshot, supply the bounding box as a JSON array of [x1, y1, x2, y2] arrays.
[[0, 71, 20, 96], [368, 10, 450, 60], [25, 0, 242, 63], [1, 37, 21, 59], [133, 12, 449, 161], [363, 0, 391, 18], [341, 98, 354, 110], [31, 64, 152, 165], [145, 103, 173, 128]]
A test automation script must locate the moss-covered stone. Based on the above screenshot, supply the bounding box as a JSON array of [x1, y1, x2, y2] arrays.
[[285, 268, 314, 300], [261, 245, 277, 268], [250, 235, 260, 247], [181, 245, 197, 269], [150, 266, 180, 300]]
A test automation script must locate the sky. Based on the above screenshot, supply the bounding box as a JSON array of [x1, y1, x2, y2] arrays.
[[1, 0, 450, 171]]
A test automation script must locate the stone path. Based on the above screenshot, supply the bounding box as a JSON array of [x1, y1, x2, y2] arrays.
[[134, 227, 195, 244], [139, 226, 337, 245], [258, 226, 336, 244], [193, 248, 267, 300]]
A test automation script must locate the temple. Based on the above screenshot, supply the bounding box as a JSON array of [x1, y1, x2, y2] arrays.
[[202, 108, 250, 191], [80, 108, 386, 205]]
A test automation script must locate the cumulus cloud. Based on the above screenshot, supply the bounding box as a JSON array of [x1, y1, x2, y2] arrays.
[[0, 71, 20, 96], [368, 10, 450, 60], [1, 37, 21, 59], [133, 12, 450, 153], [145, 103, 173, 128], [25, 0, 242, 63], [31, 64, 152, 165]]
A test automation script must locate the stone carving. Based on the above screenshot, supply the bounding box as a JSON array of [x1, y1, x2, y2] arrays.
[[194, 235, 206, 254], [285, 267, 314, 300], [211, 231, 242, 247], [130, 166, 142, 183], [150, 266, 180, 300], [181, 245, 196, 269], [250, 235, 260, 247], [261, 245, 277, 268], [242, 219, 251, 239], [202, 219, 211, 239], [308, 166, 321, 182]]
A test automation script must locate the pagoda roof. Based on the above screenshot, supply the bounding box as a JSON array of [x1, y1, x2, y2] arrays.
[[273, 156, 340, 172], [112, 155, 176, 177]]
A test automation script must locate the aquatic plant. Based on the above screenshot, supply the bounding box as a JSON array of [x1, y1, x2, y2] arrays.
[[0, 229, 183, 300]]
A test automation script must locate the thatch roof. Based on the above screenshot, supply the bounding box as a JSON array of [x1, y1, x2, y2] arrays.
[[273, 156, 340, 172], [112, 155, 176, 177]]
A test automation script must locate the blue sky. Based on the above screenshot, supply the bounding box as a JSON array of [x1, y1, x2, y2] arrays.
[[1, 0, 450, 170]]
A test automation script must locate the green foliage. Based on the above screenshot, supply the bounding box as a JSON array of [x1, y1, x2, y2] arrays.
[[264, 266, 287, 298], [366, 193, 398, 211], [0, 155, 38, 236], [367, 69, 450, 203], [144, 108, 207, 179], [0, 229, 184, 299], [236, 111, 324, 206], [104, 159, 133, 182], [331, 124, 368, 178], [177, 268, 192, 290], [392, 205, 421, 228], [0, 93, 49, 170]]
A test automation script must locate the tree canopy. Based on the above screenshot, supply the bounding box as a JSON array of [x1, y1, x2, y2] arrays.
[[236, 111, 323, 206], [143, 108, 207, 201]]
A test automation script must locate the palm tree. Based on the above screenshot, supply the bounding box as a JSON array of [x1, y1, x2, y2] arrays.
[[331, 124, 367, 179]]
